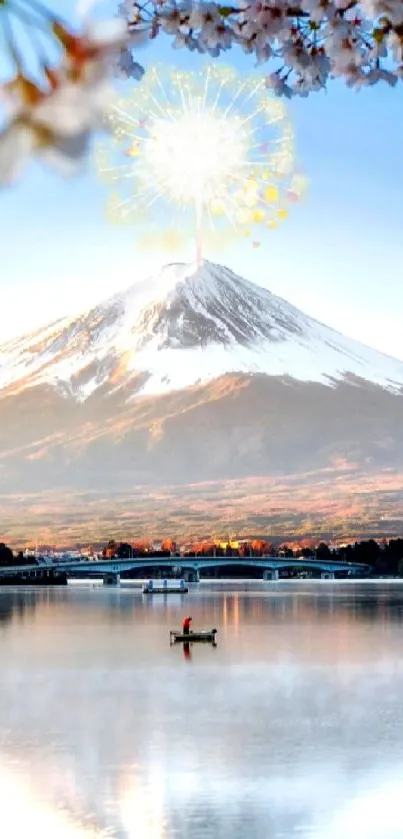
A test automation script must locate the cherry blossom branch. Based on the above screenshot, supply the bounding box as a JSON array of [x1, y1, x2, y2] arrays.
[[0, 0, 136, 185], [117, 0, 403, 95]]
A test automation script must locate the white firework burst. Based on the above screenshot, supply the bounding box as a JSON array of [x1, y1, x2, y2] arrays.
[[96, 64, 307, 261]]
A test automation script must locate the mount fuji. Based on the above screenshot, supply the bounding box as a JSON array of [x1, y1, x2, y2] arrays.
[[2, 260, 403, 400], [1, 259, 403, 493]]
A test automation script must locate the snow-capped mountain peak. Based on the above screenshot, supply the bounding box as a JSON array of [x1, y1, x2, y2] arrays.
[[1, 260, 403, 401], [131, 260, 305, 353]]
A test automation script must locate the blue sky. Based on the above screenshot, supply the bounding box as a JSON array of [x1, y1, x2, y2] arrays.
[[1, 0, 403, 358]]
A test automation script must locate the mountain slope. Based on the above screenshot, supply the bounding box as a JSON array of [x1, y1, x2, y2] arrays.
[[0, 374, 402, 492], [1, 260, 403, 401]]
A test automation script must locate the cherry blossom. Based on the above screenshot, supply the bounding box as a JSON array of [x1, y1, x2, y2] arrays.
[[116, 0, 403, 95], [0, 2, 133, 185]]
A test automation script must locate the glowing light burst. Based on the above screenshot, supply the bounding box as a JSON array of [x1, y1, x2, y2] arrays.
[[96, 65, 307, 261]]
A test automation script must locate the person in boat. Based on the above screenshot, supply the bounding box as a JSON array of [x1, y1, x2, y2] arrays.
[[182, 615, 192, 635]]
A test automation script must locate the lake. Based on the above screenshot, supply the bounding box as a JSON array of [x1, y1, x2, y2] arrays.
[[0, 579, 403, 838]]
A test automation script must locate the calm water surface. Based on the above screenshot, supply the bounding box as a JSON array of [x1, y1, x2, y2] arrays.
[[1, 580, 403, 838]]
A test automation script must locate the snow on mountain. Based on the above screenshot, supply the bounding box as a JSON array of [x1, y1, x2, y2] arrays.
[[1, 260, 403, 401]]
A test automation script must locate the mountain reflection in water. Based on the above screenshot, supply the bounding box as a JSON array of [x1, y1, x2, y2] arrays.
[[0, 580, 403, 838]]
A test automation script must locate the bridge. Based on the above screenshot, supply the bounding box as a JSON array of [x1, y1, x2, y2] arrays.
[[0, 556, 371, 584]]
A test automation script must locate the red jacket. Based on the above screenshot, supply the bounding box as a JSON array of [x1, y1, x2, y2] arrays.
[[182, 617, 192, 631]]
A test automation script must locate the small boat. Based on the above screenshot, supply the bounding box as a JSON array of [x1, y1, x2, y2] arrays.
[[170, 628, 218, 644], [143, 579, 188, 594]]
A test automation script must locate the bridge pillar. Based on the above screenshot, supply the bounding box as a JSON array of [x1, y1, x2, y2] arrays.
[[320, 571, 335, 580], [263, 569, 279, 581], [103, 572, 120, 585], [184, 569, 200, 583]]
